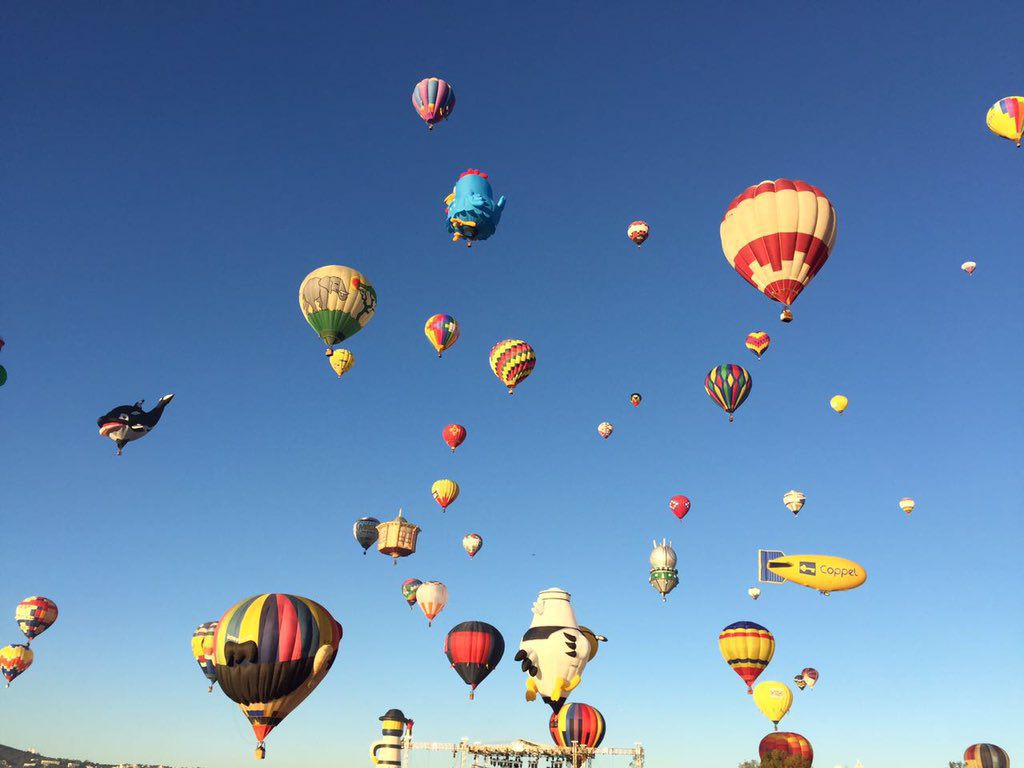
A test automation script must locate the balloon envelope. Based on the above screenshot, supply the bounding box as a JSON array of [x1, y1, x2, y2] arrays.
[[830, 395, 848, 413], [627, 221, 649, 246], [16, 596, 58, 642], [745, 331, 771, 359], [431, 479, 460, 511], [328, 349, 354, 378], [783, 490, 806, 515], [424, 314, 460, 357], [443, 424, 466, 451], [719, 621, 774, 692], [669, 495, 691, 520], [899, 497, 915, 515], [753, 681, 793, 729], [986, 96, 1024, 146], [412, 77, 456, 128], [489, 339, 535, 394], [401, 578, 422, 607], [965, 744, 1009, 768], [961, 261, 977, 275], [353, 517, 381, 553], [0, 644, 32, 686], [549, 703, 606, 748], [801, 667, 819, 688], [213, 594, 342, 748], [192, 621, 219, 690], [299, 266, 376, 349], [597, 422, 613, 439], [705, 364, 752, 421], [462, 533, 483, 558], [759, 732, 813, 763], [416, 582, 448, 626], [444, 621, 504, 699], [629, 392, 642, 407]]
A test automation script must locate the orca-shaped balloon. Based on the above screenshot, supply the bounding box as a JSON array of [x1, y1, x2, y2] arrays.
[[97, 394, 174, 455]]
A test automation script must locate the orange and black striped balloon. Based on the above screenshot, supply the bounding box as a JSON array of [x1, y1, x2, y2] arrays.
[[549, 702, 606, 748]]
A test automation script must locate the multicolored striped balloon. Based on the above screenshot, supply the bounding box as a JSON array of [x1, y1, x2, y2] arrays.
[[16, 596, 58, 643], [719, 621, 775, 693], [213, 594, 342, 754], [986, 96, 1024, 147], [489, 339, 536, 394], [721, 179, 837, 320], [705, 364, 752, 422], [745, 331, 771, 359], [965, 744, 1010, 768], [412, 77, 456, 130], [424, 314, 460, 358], [549, 702, 606, 748], [191, 621, 219, 691], [1, 644, 33, 687], [759, 731, 813, 763], [401, 578, 422, 608]]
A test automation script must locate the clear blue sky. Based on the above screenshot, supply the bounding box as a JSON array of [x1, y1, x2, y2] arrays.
[[2, 3, 1022, 767]]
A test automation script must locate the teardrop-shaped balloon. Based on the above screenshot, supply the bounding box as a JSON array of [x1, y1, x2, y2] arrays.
[[669, 495, 691, 521], [961, 261, 977, 275], [401, 578, 422, 608], [443, 424, 466, 452], [627, 221, 649, 246], [353, 517, 381, 553], [489, 339, 535, 394], [830, 394, 848, 414], [431, 479, 460, 511], [719, 621, 774, 693], [412, 77, 456, 129], [0, 644, 33, 687], [753, 681, 793, 731], [328, 349, 354, 379], [745, 332, 771, 359], [801, 667, 819, 688], [444, 621, 504, 699], [424, 314, 460, 358], [899, 497, 916, 515], [462, 533, 483, 558], [783, 490, 806, 516], [299, 266, 377, 351], [629, 392, 642, 407], [16, 596, 58, 643], [986, 96, 1024, 147], [748, 587, 761, 600], [416, 581, 448, 626], [597, 422, 613, 439], [192, 621, 219, 691], [705, 364, 752, 422]]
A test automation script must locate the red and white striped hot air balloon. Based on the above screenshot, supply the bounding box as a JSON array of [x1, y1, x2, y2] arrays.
[[720, 180, 837, 323]]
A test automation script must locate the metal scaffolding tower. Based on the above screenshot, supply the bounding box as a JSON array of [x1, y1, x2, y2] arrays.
[[401, 736, 644, 768]]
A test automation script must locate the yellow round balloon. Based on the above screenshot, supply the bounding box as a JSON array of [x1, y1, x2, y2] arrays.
[[328, 349, 355, 379], [753, 681, 793, 731], [986, 96, 1024, 147], [431, 479, 460, 511], [829, 395, 848, 414]]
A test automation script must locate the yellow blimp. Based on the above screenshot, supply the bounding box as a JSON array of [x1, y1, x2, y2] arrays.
[[758, 550, 866, 596]]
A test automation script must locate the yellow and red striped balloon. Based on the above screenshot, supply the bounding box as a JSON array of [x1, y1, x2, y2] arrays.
[[549, 702, 606, 748], [986, 97, 1024, 147], [719, 621, 775, 693], [745, 332, 771, 359], [489, 339, 536, 394], [759, 732, 813, 763], [721, 180, 837, 320], [431, 479, 460, 511]]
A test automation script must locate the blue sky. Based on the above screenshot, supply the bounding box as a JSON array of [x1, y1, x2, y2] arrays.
[[2, 3, 1022, 767]]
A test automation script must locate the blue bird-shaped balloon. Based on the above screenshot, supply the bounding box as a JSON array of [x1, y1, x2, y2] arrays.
[[445, 169, 506, 246]]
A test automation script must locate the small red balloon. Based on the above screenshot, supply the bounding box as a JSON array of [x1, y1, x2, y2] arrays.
[[443, 424, 467, 452], [669, 495, 691, 520]]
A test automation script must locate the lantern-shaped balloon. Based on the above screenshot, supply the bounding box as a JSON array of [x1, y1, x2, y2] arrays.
[[649, 539, 679, 602], [549, 702, 606, 748], [444, 621, 504, 699], [719, 621, 774, 693], [376, 510, 421, 564]]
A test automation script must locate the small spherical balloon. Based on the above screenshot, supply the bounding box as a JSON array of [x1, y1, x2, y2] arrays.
[[829, 394, 849, 414], [899, 497, 916, 515], [627, 221, 650, 246], [783, 490, 806, 516], [424, 314, 460, 358], [748, 587, 761, 600], [597, 422, 613, 439], [412, 77, 455, 129], [961, 261, 977, 275], [443, 424, 466, 452], [629, 392, 642, 407], [669, 495, 691, 520]]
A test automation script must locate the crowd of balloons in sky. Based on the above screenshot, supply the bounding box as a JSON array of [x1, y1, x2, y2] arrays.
[[3, 80, 1021, 768]]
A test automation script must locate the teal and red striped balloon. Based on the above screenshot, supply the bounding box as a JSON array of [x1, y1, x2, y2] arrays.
[[549, 702, 606, 748], [412, 77, 455, 129], [705, 364, 752, 422]]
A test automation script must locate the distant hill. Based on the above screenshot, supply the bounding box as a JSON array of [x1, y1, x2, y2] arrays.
[[0, 744, 183, 768]]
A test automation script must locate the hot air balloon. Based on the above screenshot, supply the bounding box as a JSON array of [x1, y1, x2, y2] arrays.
[[801, 668, 819, 689], [443, 424, 466, 452], [401, 578, 422, 608], [669, 495, 691, 521], [0, 365, 6, 387], [649, 539, 679, 602], [783, 490, 806, 516], [753, 681, 793, 731], [192, 621, 219, 692], [748, 587, 761, 600], [489, 339, 535, 394], [627, 221, 649, 247], [721, 179, 838, 323], [328, 349, 354, 379], [719, 621, 774, 693], [431, 479, 460, 512], [353, 517, 381, 554], [1, 644, 32, 687], [213, 594, 343, 759], [962, 261, 977, 275], [15, 596, 58, 644], [446, 169, 506, 245], [416, 581, 448, 626], [759, 732, 813, 764], [829, 395, 848, 414], [746, 332, 771, 359], [424, 314, 460, 358], [986, 96, 1024, 147], [794, 673, 807, 690], [629, 392, 642, 407], [899, 497, 915, 515], [463, 533, 483, 558], [412, 77, 455, 130], [549, 703, 606, 749], [376, 510, 421, 564], [444, 621, 504, 699], [597, 422, 613, 439], [577, 627, 607, 662], [965, 744, 1010, 768], [299, 266, 377, 354], [705, 364, 752, 422], [97, 395, 174, 455]]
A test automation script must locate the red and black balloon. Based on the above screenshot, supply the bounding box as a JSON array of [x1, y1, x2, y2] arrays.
[[443, 621, 504, 699]]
